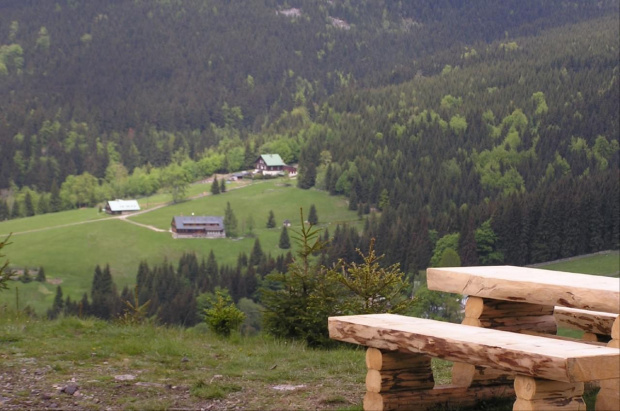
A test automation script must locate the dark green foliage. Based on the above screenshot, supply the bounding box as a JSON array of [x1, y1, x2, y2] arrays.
[[261, 210, 414, 347], [49, 180, 62, 212], [23, 192, 35, 217], [47, 286, 64, 319], [0, 234, 12, 292], [211, 175, 220, 195], [307, 204, 318, 225], [20, 269, 32, 283], [223, 202, 238, 237], [249, 238, 263, 266], [35, 266, 46, 283], [278, 226, 290, 249], [266, 210, 276, 228], [219, 178, 226, 193], [0, 200, 8, 220], [90, 264, 121, 320]]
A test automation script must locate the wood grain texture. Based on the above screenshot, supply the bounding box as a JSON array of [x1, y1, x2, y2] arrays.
[[451, 362, 514, 387], [365, 348, 430, 371], [427, 266, 619, 313], [328, 314, 620, 382], [363, 384, 514, 411], [465, 297, 554, 319], [514, 376, 584, 400], [554, 307, 618, 335], [366, 368, 434, 393], [513, 397, 586, 411], [462, 314, 557, 334]]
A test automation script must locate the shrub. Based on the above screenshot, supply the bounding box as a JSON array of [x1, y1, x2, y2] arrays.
[[203, 289, 245, 337]]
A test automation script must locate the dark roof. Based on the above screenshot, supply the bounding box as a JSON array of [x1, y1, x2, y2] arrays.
[[173, 216, 224, 230]]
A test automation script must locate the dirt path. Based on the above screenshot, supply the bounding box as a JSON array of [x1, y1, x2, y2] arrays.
[[5, 178, 258, 236]]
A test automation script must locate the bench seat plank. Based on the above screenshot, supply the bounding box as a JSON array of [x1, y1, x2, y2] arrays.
[[554, 307, 618, 335], [427, 266, 619, 313], [328, 314, 620, 383]]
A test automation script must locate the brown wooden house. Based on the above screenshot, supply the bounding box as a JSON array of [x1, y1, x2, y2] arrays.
[[171, 216, 225, 238]]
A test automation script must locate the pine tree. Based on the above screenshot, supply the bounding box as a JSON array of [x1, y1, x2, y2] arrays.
[[224, 202, 238, 237], [308, 204, 318, 225], [211, 175, 220, 195], [0, 199, 9, 220], [220, 178, 226, 193], [35, 266, 46, 282], [249, 238, 263, 266], [279, 225, 291, 249], [50, 180, 62, 212], [24, 192, 35, 217], [10, 202, 20, 219], [266, 210, 276, 228]]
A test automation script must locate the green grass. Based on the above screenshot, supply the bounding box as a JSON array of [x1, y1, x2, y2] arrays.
[[0, 178, 360, 314], [0, 312, 366, 410], [539, 250, 619, 277]]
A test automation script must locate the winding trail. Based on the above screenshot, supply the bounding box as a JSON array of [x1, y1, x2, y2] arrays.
[[4, 178, 258, 236]]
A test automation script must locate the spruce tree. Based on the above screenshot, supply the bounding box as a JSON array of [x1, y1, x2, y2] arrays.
[[266, 210, 276, 228], [36, 266, 46, 282], [24, 192, 35, 217], [308, 204, 318, 225], [220, 178, 226, 193], [10, 202, 20, 219], [279, 226, 290, 249], [249, 238, 263, 266], [223, 202, 238, 237], [211, 175, 220, 195], [0, 199, 9, 220], [50, 180, 62, 212]]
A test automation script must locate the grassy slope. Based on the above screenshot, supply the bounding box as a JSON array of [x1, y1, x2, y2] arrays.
[[0, 179, 360, 313]]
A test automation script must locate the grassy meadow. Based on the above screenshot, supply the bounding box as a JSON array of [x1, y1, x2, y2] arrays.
[[0, 178, 360, 314]]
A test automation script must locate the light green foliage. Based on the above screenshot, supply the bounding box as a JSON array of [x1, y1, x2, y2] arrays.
[[80, 33, 92, 44], [449, 114, 467, 134], [475, 220, 504, 265], [161, 163, 190, 203], [411, 284, 462, 322], [203, 289, 245, 337], [328, 239, 414, 315], [440, 94, 462, 111], [592, 135, 619, 171], [499, 41, 519, 52], [0, 43, 24, 75], [36, 27, 51, 51], [429, 233, 459, 267], [223, 202, 238, 237], [118, 286, 151, 325], [532, 91, 548, 116], [60, 172, 99, 208], [543, 152, 571, 182], [437, 248, 461, 267]]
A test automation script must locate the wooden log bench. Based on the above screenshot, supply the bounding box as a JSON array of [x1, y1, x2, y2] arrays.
[[329, 313, 620, 411], [426, 266, 620, 410]]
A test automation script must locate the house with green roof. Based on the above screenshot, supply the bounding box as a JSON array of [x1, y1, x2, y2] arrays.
[[255, 154, 286, 176]]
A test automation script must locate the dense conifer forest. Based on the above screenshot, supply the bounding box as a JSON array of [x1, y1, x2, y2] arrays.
[[1, 1, 618, 291]]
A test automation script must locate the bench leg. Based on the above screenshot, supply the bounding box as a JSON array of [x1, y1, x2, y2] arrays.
[[454, 297, 555, 387], [514, 375, 585, 411], [364, 348, 514, 411], [596, 319, 619, 411]]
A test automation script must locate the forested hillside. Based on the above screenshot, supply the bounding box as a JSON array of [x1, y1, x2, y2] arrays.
[[0, 0, 617, 188], [0, 0, 618, 270]]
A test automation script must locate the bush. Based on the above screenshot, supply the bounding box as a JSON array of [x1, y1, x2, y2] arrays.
[[203, 289, 245, 337]]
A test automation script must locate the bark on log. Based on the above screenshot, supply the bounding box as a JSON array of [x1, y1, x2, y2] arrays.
[[513, 397, 586, 411], [521, 330, 607, 346], [365, 348, 430, 371], [514, 376, 584, 400], [554, 307, 617, 335], [465, 297, 554, 319], [366, 368, 434, 393], [363, 384, 514, 411], [427, 266, 619, 314], [462, 315, 557, 334], [452, 362, 514, 387]]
